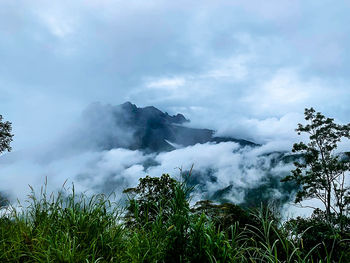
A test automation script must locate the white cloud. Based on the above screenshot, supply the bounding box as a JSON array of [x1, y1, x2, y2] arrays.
[[31, 1, 79, 39], [216, 112, 305, 144], [146, 77, 186, 90], [42, 15, 75, 38], [241, 69, 323, 115], [204, 55, 250, 81]]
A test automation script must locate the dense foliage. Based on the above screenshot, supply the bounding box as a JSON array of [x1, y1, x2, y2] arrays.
[[0, 114, 12, 208], [282, 108, 350, 222], [282, 108, 350, 239], [0, 114, 13, 155], [0, 175, 349, 262]]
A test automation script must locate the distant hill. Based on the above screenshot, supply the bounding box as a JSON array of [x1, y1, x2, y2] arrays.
[[85, 101, 258, 153]]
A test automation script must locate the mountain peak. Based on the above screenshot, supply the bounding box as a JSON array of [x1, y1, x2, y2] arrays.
[[121, 101, 137, 111], [85, 102, 257, 152], [119, 102, 189, 125]]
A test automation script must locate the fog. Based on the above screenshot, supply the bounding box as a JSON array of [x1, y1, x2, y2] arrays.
[[1, 1, 350, 217], [0, 104, 297, 215]]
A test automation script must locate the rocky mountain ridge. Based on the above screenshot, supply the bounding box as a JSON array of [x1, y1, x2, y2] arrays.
[[92, 101, 258, 153]]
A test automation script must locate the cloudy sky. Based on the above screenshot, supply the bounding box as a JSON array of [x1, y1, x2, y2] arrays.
[[1, 1, 350, 211], [1, 0, 349, 148]]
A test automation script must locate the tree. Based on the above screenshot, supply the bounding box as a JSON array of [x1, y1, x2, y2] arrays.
[[282, 108, 350, 228], [192, 200, 258, 231], [123, 174, 179, 226], [123, 174, 192, 262], [0, 114, 12, 208], [0, 114, 13, 155]]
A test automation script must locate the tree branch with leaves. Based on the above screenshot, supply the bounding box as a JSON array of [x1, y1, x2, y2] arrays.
[[0, 114, 13, 155], [282, 108, 350, 231]]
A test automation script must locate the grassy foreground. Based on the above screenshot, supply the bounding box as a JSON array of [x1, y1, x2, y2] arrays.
[[0, 177, 349, 263]]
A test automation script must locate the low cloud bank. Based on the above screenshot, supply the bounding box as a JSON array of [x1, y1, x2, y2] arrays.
[[0, 141, 295, 209], [0, 103, 299, 214]]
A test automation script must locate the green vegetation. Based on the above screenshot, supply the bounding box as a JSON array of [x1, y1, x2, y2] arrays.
[[282, 108, 350, 227], [0, 114, 13, 208], [0, 174, 349, 262], [281, 108, 350, 261], [0, 114, 13, 155], [0, 108, 349, 262]]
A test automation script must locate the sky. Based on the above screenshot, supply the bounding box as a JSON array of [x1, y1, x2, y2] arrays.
[[0, 1, 350, 214]]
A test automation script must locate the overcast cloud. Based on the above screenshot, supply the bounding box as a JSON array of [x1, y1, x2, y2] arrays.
[[1, 1, 350, 214]]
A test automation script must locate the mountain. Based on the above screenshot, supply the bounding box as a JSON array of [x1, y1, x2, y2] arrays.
[[69, 102, 297, 208], [88, 102, 258, 153]]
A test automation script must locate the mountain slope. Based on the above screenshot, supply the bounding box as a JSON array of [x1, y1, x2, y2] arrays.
[[86, 102, 258, 153]]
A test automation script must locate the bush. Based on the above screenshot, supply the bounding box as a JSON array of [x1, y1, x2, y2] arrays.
[[1, 175, 349, 262]]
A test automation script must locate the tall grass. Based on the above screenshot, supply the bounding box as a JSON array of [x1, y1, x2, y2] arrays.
[[0, 179, 349, 262]]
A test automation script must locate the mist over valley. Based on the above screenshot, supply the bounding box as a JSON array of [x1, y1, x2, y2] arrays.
[[1, 102, 299, 212]]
